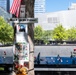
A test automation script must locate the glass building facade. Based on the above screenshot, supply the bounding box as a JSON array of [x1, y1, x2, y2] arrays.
[[0, 0, 10, 12], [34, 0, 45, 13]]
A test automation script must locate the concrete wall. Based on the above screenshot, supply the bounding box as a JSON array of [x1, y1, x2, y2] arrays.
[[34, 45, 76, 57]]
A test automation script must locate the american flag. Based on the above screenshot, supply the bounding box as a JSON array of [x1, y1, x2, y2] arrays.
[[10, 0, 22, 17]]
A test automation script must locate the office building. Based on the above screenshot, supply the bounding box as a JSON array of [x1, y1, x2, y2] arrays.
[[35, 2, 76, 30], [34, 0, 45, 13], [0, 7, 10, 20], [0, 0, 10, 12], [68, 3, 76, 10]]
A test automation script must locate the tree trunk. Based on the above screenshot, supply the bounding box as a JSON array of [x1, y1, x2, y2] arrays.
[[23, 0, 35, 75]]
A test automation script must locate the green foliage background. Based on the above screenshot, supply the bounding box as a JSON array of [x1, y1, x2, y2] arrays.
[[34, 24, 76, 44], [52, 24, 67, 41], [0, 16, 14, 44], [34, 25, 43, 40]]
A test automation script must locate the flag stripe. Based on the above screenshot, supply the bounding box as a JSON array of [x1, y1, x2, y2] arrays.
[[10, 0, 17, 14], [16, 0, 22, 17], [10, 0, 22, 17]]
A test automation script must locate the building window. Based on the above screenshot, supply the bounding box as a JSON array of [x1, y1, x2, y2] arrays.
[[48, 17, 59, 23]]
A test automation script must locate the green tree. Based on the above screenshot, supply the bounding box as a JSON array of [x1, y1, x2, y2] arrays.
[[42, 30, 52, 44], [52, 24, 67, 41], [0, 16, 14, 44], [34, 25, 43, 40], [67, 27, 76, 41]]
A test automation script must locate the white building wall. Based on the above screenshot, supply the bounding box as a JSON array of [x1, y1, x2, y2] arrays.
[[35, 10, 76, 30]]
